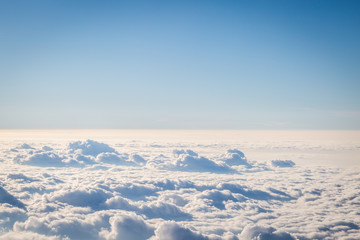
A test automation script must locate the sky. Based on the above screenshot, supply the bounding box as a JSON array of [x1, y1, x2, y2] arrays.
[[0, 0, 359, 129]]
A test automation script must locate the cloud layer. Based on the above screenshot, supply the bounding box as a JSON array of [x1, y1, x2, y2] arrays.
[[1, 138, 359, 239]]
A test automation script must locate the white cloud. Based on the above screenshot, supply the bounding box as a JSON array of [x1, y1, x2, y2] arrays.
[[0, 231, 57, 240], [218, 149, 250, 167], [100, 213, 154, 240], [96, 152, 136, 166], [139, 201, 191, 220], [49, 187, 112, 210], [0, 186, 26, 210], [17, 152, 65, 167], [271, 160, 295, 168], [0, 204, 27, 230], [239, 224, 295, 240], [1, 137, 360, 240], [7, 173, 37, 182], [154, 222, 209, 240], [68, 140, 116, 156], [167, 150, 233, 173]]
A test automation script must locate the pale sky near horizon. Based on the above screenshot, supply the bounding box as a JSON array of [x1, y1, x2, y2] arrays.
[[1, 0, 359, 129]]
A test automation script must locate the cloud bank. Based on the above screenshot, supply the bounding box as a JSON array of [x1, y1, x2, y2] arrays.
[[1, 139, 359, 239]]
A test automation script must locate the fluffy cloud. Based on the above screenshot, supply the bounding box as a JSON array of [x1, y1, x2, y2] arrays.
[[0, 186, 26, 210], [154, 222, 209, 240], [68, 140, 116, 156], [271, 160, 295, 168], [105, 196, 137, 211], [96, 152, 136, 166], [13, 140, 144, 167], [0, 231, 57, 240], [0, 204, 27, 230], [219, 149, 250, 167], [100, 214, 154, 240], [7, 173, 37, 182], [113, 183, 159, 200], [198, 189, 239, 210], [140, 201, 191, 220], [17, 152, 65, 167], [14, 211, 111, 239], [239, 224, 295, 240], [167, 150, 233, 173], [1, 138, 359, 240], [49, 187, 112, 210]]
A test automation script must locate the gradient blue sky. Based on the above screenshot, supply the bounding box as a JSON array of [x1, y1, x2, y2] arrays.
[[1, 0, 359, 129]]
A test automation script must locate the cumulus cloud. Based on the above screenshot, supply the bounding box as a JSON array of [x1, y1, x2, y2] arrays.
[[12, 140, 145, 168], [154, 222, 209, 240], [219, 149, 250, 167], [318, 221, 359, 233], [0, 186, 26, 210], [217, 183, 279, 201], [17, 143, 35, 150], [17, 152, 65, 167], [14, 211, 111, 239], [198, 189, 239, 210], [100, 214, 154, 240], [130, 154, 147, 165], [49, 187, 112, 210], [105, 196, 137, 211], [140, 201, 191, 220], [113, 183, 159, 200], [239, 224, 295, 240], [1, 138, 360, 240], [0, 231, 57, 240], [167, 150, 233, 173], [271, 160, 295, 168], [7, 173, 37, 182], [68, 140, 116, 156], [0, 204, 27, 230], [96, 152, 136, 166]]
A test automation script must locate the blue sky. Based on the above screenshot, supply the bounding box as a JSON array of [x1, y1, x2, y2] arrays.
[[1, 0, 359, 129]]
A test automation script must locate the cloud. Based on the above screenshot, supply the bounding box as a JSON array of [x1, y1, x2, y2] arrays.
[[158, 193, 188, 207], [140, 201, 191, 220], [42, 146, 53, 151], [113, 183, 159, 200], [0, 186, 26, 210], [0, 231, 57, 240], [73, 153, 96, 165], [173, 149, 198, 157], [105, 196, 137, 211], [0, 204, 27, 230], [96, 152, 136, 166], [239, 224, 295, 240], [217, 183, 277, 201], [105, 196, 191, 220], [68, 140, 116, 156], [198, 189, 239, 210], [219, 149, 250, 167], [167, 150, 234, 173], [130, 154, 147, 165], [7, 173, 37, 182], [271, 160, 295, 168], [2, 139, 360, 239], [17, 152, 65, 167], [11, 141, 145, 167], [17, 143, 35, 150], [318, 221, 360, 233], [14, 211, 111, 239], [100, 213, 154, 240], [49, 187, 112, 210], [154, 222, 209, 240]]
